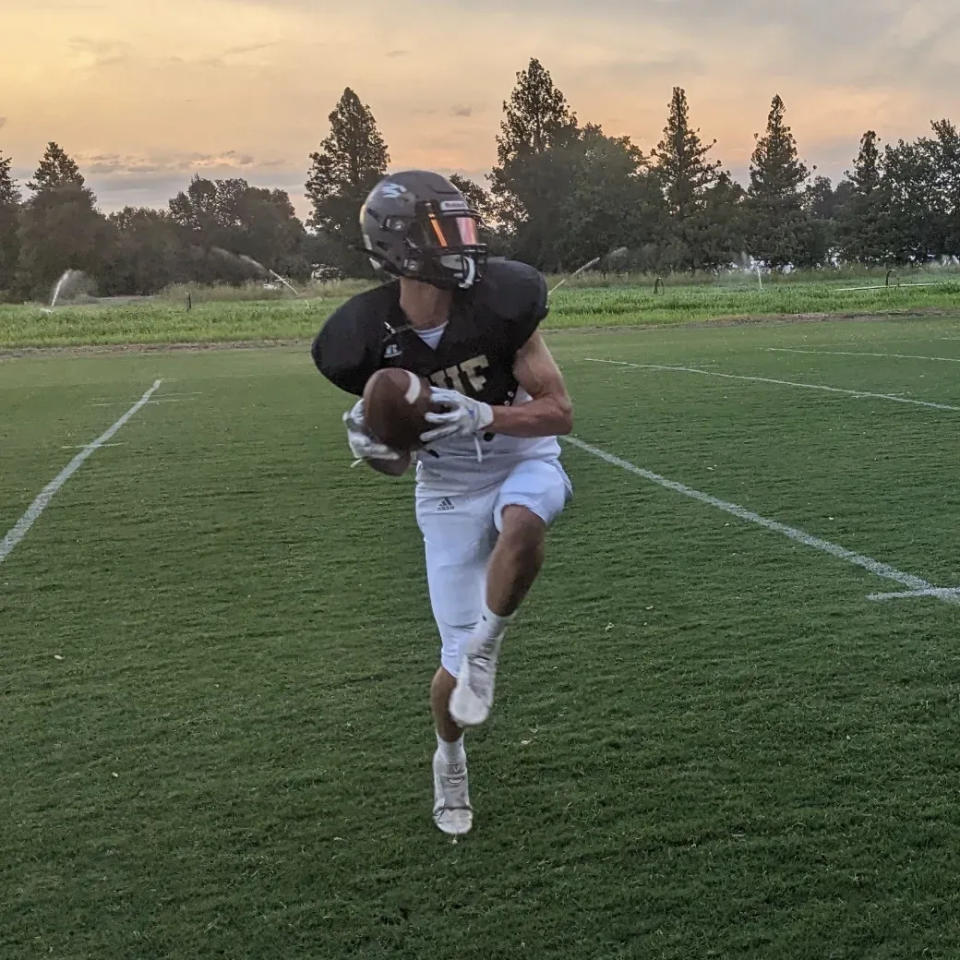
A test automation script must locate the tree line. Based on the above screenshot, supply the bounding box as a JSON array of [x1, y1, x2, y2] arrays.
[[3, 57, 960, 300]]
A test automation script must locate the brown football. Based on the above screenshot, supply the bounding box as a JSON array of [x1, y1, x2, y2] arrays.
[[363, 368, 434, 451]]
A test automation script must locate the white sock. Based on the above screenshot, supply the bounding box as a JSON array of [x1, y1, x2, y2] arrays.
[[467, 601, 512, 658], [436, 732, 466, 764]]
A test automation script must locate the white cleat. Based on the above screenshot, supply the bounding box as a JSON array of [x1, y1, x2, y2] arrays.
[[432, 749, 473, 836], [449, 649, 498, 727]]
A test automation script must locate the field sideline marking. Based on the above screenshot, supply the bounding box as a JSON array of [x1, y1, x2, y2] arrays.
[[0, 379, 162, 566], [768, 347, 960, 364], [585, 358, 960, 412], [564, 435, 960, 606]]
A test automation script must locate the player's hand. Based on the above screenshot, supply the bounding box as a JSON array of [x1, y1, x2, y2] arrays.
[[343, 399, 401, 463], [421, 388, 494, 443]]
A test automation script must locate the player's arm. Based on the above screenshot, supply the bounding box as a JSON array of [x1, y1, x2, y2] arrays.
[[421, 333, 572, 442], [489, 332, 573, 437]]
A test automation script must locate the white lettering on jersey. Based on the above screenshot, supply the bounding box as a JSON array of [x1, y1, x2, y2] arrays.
[[461, 356, 489, 393], [428, 355, 490, 395]]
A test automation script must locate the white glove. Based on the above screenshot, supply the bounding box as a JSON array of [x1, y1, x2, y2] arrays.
[[342, 399, 401, 463], [420, 387, 494, 444]]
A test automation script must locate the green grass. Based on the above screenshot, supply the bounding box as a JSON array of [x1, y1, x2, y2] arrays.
[[3, 314, 960, 957], [3, 273, 960, 348]]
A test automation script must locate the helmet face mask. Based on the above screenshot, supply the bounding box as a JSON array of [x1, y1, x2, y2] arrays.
[[361, 172, 487, 289]]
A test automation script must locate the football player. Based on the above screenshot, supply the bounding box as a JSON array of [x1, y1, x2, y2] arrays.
[[311, 170, 573, 836]]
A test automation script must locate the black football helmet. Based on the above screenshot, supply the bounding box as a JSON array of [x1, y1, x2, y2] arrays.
[[360, 170, 486, 289]]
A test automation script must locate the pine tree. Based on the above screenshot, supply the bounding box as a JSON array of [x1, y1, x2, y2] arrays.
[[305, 88, 389, 273], [652, 87, 725, 270], [747, 95, 810, 266], [931, 119, 960, 255], [28, 142, 86, 193], [491, 58, 581, 268], [850, 130, 882, 194], [0, 151, 21, 294], [17, 146, 110, 297], [0, 151, 20, 206], [495, 58, 579, 166], [839, 131, 890, 263], [654, 88, 721, 217]]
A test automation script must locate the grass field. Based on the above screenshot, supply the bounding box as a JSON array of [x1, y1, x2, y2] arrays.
[[3, 272, 960, 348], [3, 311, 960, 958]]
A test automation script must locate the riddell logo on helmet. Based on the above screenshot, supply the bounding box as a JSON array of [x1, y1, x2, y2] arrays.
[[440, 200, 469, 211]]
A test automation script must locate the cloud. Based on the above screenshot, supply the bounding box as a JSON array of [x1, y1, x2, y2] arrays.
[[222, 41, 278, 56], [0, 117, 6, 129], [79, 150, 279, 176], [166, 54, 225, 68], [598, 54, 706, 81], [69, 36, 130, 68], [385, 49, 408, 58], [451, 105, 474, 117], [84, 162, 310, 215]]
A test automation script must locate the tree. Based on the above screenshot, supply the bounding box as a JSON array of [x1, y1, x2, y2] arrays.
[[839, 131, 890, 263], [798, 175, 840, 267], [0, 151, 21, 295], [494, 58, 579, 165], [17, 145, 110, 297], [693, 172, 747, 271], [169, 176, 308, 282], [28, 142, 85, 193], [554, 124, 660, 269], [305, 87, 389, 274], [747, 95, 810, 266], [931, 119, 960, 256], [490, 58, 581, 267], [652, 87, 726, 270], [169, 175, 220, 245], [881, 137, 942, 263], [104, 207, 183, 294]]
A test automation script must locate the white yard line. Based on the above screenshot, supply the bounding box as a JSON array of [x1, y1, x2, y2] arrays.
[[768, 347, 960, 363], [868, 587, 960, 602], [564, 435, 960, 606], [61, 442, 125, 450], [91, 398, 180, 407], [0, 379, 162, 566], [585, 358, 960, 412]]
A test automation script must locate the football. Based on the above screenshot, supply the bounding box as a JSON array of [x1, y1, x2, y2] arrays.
[[363, 368, 434, 451]]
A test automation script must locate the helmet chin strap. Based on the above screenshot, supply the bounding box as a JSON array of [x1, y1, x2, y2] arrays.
[[457, 256, 477, 289]]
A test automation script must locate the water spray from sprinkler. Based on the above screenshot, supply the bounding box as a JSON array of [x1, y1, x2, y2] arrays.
[[42, 269, 84, 313], [236, 253, 301, 297]]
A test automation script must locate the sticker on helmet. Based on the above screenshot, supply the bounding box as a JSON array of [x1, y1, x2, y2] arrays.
[[379, 182, 408, 199]]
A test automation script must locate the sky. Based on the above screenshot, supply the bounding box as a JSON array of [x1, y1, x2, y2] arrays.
[[2, 0, 960, 219]]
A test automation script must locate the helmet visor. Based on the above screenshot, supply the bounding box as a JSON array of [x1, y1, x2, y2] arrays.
[[416, 213, 480, 249]]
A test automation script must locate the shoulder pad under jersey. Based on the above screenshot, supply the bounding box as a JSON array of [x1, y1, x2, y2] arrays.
[[311, 283, 397, 395], [473, 258, 548, 353], [475, 259, 548, 323]]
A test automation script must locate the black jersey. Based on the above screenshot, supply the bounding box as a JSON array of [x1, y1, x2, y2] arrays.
[[311, 259, 548, 405]]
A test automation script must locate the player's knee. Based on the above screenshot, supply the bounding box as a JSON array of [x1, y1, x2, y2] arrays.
[[499, 506, 546, 571]]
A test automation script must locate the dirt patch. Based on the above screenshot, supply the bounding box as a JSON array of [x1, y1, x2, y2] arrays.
[[0, 338, 310, 360]]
